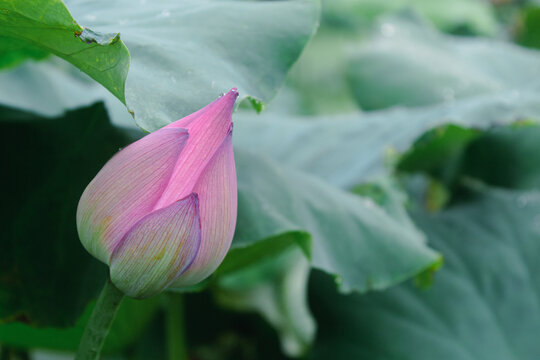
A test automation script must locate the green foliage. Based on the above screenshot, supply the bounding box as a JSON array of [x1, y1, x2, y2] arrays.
[[230, 151, 439, 293], [233, 86, 540, 189], [65, 0, 320, 131], [323, 0, 498, 35], [398, 123, 540, 192], [0, 296, 160, 353], [0, 0, 320, 131], [0, 59, 114, 118], [216, 248, 315, 357], [0, 0, 130, 102], [347, 16, 540, 111], [0, 37, 49, 69], [514, 6, 540, 49], [398, 125, 481, 185], [310, 187, 540, 360], [286, 0, 498, 116], [182, 291, 289, 360], [3, 0, 540, 358], [0, 103, 132, 326], [461, 124, 540, 190]]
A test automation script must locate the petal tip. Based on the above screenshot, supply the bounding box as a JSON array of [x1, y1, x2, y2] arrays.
[[226, 88, 239, 99], [185, 192, 199, 207]]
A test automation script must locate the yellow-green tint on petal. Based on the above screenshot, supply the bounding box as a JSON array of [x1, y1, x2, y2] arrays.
[[110, 194, 201, 298], [76, 128, 189, 263]]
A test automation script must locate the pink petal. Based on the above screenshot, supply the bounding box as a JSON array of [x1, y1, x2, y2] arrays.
[[154, 88, 238, 210], [76, 128, 189, 263], [170, 133, 237, 287], [109, 194, 201, 298]]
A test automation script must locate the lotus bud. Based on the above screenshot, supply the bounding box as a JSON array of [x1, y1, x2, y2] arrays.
[[77, 89, 239, 298]]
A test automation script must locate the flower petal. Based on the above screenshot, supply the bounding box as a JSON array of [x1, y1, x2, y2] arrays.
[[171, 133, 237, 287], [76, 128, 188, 263], [110, 194, 201, 298], [166, 88, 238, 130], [154, 89, 238, 209]]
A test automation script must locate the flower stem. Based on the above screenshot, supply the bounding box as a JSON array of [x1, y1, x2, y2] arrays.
[[166, 293, 188, 360], [75, 276, 125, 360]]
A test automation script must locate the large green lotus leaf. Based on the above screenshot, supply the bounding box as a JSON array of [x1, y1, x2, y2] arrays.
[[0, 0, 130, 102], [224, 151, 440, 293], [347, 16, 540, 111], [309, 186, 540, 360], [0, 296, 159, 353], [323, 0, 497, 35], [234, 87, 540, 189], [59, 0, 320, 131], [0, 103, 134, 326]]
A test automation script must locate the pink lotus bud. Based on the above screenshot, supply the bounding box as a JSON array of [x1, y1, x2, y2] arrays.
[[77, 89, 238, 298]]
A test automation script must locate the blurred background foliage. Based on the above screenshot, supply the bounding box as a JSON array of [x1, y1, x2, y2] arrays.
[[2, 0, 540, 359]]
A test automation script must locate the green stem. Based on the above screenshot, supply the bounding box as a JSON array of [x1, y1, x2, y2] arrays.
[[166, 294, 188, 360], [75, 276, 125, 360]]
